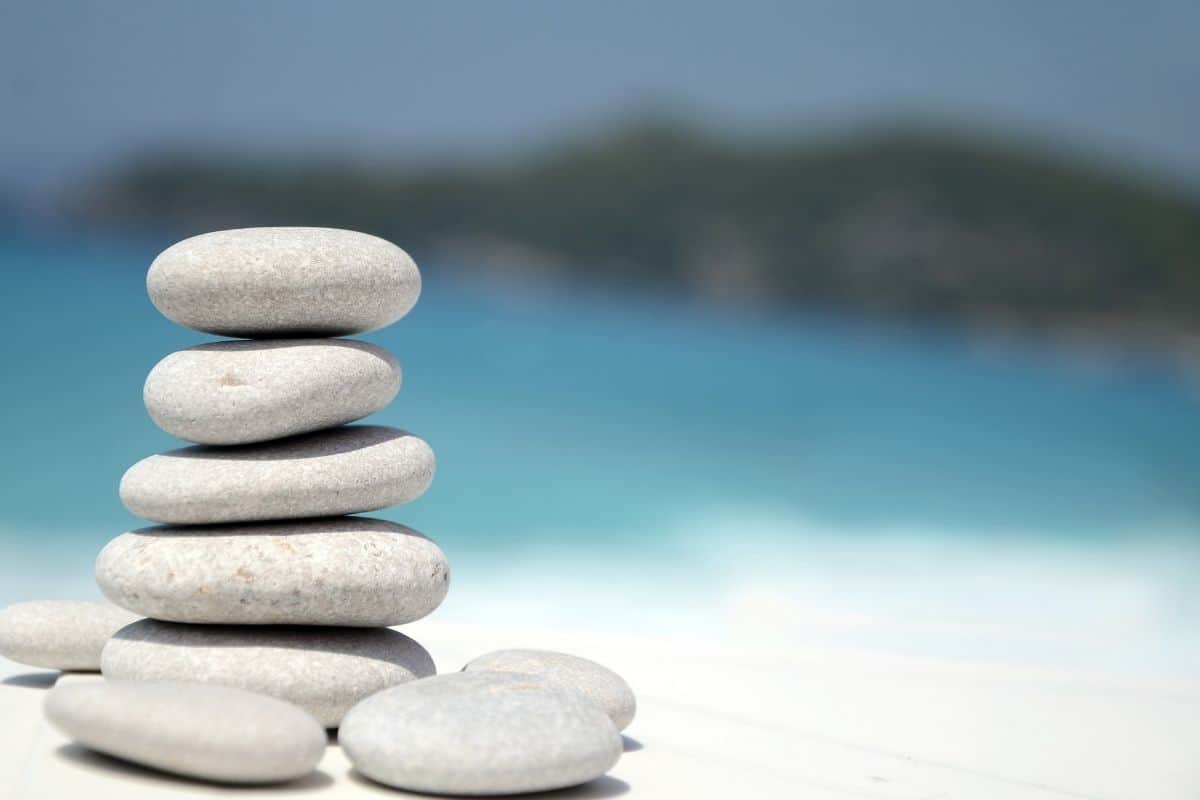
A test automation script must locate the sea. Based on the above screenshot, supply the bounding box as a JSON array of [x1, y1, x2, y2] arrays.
[[2, 231, 1198, 681]]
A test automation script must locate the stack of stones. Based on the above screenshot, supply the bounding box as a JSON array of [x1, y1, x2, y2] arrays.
[[94, 227, 447, 727], [1, 226, 636, 794]]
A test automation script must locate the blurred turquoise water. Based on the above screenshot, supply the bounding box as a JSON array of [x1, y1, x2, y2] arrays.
[[2, 233, 1198, 675]]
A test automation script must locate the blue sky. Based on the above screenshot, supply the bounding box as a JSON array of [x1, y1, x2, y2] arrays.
[[3, 0, 1198, 195]]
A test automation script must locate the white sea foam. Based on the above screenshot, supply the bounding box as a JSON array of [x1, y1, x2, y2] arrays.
[[443, 507, 1200, 682], [5, 512, 1198, 682]]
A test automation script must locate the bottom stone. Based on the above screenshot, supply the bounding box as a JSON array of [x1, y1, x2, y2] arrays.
[[101, 620, 435, 727]]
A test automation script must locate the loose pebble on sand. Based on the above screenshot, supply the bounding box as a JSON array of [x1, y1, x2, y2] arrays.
[[340, 671, 623, 795], [464, 648, 637, 731], [44, 681, 325, 784], [0, 601, 138, 671]]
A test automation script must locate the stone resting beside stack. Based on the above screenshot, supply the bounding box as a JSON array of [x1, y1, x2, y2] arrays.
[[94, 227, 446, 727]]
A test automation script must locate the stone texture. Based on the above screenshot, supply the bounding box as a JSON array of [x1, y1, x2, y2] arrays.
[[101, 620, 435, 727], [144, 339, 400, 445], [0, 601, 138, 671], [340, 671, 621, 795], [464, 648, 637, 731], [44, 680, 325, 784], [147, 227, 420, 337], [119, 425, 434, 524], [96, 517, 449, 626]]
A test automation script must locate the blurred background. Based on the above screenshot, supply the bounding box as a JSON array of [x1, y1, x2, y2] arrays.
[[2, 1, 1198, 680]]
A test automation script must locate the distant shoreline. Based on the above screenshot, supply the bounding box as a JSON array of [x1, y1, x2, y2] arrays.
[[8, 116, 1200, 376], [42, 121, 1200, 373], [4, 216, 1200, 384]]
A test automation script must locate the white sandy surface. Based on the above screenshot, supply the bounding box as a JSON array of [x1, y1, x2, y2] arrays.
[[2, 619, 1199, 800]]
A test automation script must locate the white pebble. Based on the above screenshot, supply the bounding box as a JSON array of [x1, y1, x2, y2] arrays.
[[45, 680, 325, 783], [144, 338, 400, 445], [119, 425, 434, 524], [101, 620, 435, 727], [0, 601, 138, 671], [147, 227, 420, 337], [341, 671, 621, 795], [96, 517, 449, 626], [464, 648, 636, 730]]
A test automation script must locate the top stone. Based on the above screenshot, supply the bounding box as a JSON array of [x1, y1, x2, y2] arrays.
[[147, 227, 421, 337]]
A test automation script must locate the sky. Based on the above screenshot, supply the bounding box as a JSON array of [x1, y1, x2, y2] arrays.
[[2, 0, 1199, 197]]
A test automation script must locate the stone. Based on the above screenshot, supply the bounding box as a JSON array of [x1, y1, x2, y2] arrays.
[[0, 601, 138, 671], [44, 681, 325, 784], [463, 648, 637, 731], [96, 517, 449, 626], [146, 227, 420, 337], [340, 671, 621, 795], [101, 620, 435, 727], [144, 339, 400, 445], [119, 425, 434, 524]]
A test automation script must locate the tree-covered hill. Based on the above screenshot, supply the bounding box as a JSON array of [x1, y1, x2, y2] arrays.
[[66, 123, 1200, 353]]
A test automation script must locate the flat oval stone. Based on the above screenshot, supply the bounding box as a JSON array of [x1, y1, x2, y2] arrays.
[[463, 649, 637, 731], [341, 672, 621, 795], [0, 601, 138, 671], [96, 518, 449, 626], [102, 620, 435, 727], [119, 425, 435, 524], [147, 227, 420, 337], [144, 339, 401, 445], [45, 681, 325, 784]]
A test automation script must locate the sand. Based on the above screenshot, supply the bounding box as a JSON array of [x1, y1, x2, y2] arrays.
[[2, 619, 1199, 799]]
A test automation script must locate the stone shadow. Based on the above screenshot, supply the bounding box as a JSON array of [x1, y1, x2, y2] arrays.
[[2, 671, 58, 689], [347, 769, 631, 797], [55, 743, 335, 791]]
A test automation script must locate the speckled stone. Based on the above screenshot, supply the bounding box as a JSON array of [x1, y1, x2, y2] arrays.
[[340, 672, 621, 795], [96, 517, 449, 626], [44, 681, 325, 784], [101, 620, 435, 727], [0, 601, 138, 671], [147, 227, 420, 337], [119, 425, 435, 525], [144, 339, 400, 445], [463, 649, 637, 731]]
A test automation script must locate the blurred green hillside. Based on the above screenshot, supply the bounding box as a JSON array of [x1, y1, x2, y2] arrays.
[[68, 123, 1200, 354]]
